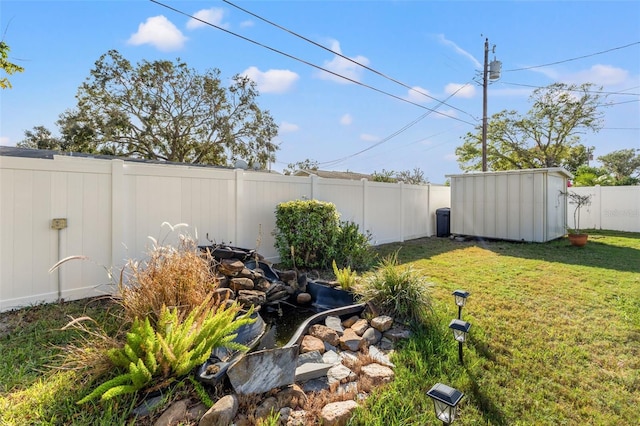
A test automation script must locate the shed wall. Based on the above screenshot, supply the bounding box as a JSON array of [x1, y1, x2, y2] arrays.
[[448, 169, 569, 242]]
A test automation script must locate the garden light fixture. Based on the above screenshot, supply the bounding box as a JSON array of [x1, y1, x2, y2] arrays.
[[449, 319, 471, 364], [452, 289, 470, 319], [426, 382, 464, 425]]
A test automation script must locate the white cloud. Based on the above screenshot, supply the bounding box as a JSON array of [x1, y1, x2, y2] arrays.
[[436, 34, 482, 69], [0, 136, 10, 145], [241, 66, 299, 94], [360, 133, 379, 142], [240, 20, 254, 28], [564, 64, 629, 86], [316, 39, 369, 84], [340, 114, 353, 125], [279, 121, 299, 133], [444, 83, 476, 98], [128, 16, 187, 51], [187, 8, 227, 30], [406, 86, 432, 103]]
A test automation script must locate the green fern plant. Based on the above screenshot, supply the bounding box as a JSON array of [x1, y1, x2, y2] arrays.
[[332, 259, 359, 291], [78, 295, 255, 404]]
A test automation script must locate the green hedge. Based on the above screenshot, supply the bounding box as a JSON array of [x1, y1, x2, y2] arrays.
[[274, 199, 340, 269], [274, 199, 375, 270]]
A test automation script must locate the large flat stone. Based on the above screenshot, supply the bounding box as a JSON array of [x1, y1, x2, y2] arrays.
[[227, 346, 297, 394], [294, 362, 334, 382]]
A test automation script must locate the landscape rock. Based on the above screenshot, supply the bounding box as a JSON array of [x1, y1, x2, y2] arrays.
[[237, 289, 266, 306], [254, 396, 279, 420], [339, 328, 364, 352], [218, 259, 245, 276], [297, 350, 324, 366], [276, 384, 307, 409], [199, 394, 238, 426], [368, 345, 395, 368], [362, 327, 382, 345], [296, 292, 312, 304], [322, 350, 341, 365], [214, 287, 234, 301], [229, 277, 254, 291], [186, 403, 208, 422], [295, 362, 334, 382], [300, 335, 325, 354], [325, 316, 345, 335], [227, 347, 297, 394], [383, 327, 411, 342], [320, 400, 359, 426], [255, 278, 271, 292], [359, 363, 395, 392], [341, 315, 359, 328], [351, 319, 369, 336], [154, 399, 187, 426], [286, 409, 308, 426], [327, 364, 356, 385], [308, 324, 340, 347], [278, 270, 297, 283], [370, 315, 394, 332]]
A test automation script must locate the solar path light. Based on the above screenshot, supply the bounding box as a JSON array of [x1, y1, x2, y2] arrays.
[[452, 289, 469, 319], [449, 319, 471, 365], [426, 382, 464, 425]]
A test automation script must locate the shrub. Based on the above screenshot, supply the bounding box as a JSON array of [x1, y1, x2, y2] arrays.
[[273, 200, 340, 269], [78, 295, 255, 403], [354, 251, 432, 324], [333, 220, 376, 270], [118, 235, 219, 324], [332, 259, 358, 291]]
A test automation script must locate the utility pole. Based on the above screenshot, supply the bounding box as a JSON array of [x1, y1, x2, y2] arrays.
[[481, 38, 501, 172]]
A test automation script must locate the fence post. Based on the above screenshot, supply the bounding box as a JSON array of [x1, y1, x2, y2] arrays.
[[361, 178, 368, 240]]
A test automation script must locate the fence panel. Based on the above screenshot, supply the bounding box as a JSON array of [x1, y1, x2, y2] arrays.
[[1, 155, 442, 311], [569, 186, 640, 232]]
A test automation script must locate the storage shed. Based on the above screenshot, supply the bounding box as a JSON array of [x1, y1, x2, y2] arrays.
[[446, 168, 572, 243]]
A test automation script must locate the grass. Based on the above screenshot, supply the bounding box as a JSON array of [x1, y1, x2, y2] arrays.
[[351, 230, 640, 425], [1, 230, 639, 425]]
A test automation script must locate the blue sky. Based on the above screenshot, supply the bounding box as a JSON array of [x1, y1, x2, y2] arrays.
[[1, 0, 639, 183]]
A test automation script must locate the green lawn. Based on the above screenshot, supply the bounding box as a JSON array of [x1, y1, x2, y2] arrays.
[[353, 230, 640, 425], [1, 230, 638, 425]]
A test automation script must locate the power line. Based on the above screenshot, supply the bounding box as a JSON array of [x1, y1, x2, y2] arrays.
[[319, 82, 473, 167], [504, 41, 640, 72], [149, 0, 476, 126], [500, 81, 640, 97], [222, 0, 476, 121]]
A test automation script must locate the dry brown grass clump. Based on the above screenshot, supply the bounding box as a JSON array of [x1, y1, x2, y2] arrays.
[[118, 236, 219, 324]]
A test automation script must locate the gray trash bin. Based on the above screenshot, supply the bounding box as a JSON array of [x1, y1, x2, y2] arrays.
[[436, 208, 450, 237]]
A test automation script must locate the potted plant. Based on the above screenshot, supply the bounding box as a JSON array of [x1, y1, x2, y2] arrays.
[[562, 190, 593, 246]]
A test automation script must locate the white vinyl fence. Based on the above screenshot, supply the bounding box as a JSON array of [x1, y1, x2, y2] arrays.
[[566, 186, 640, 233], [0, 155, 449, 311], [2, 153, 638, 312]]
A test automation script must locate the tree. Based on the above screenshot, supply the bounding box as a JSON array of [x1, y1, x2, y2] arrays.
[[17, 126, 63, 150], [395, 167, 428, 185], [58, 50, 278, 167], [371, 168, 428, 184], [571, 165, 615, 186], [456, 83, 605, 172], [597, 149, 640, 184], [283, 158, 319, 175], [0, 41, 24, 89], [371, 169, 396, 183]]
